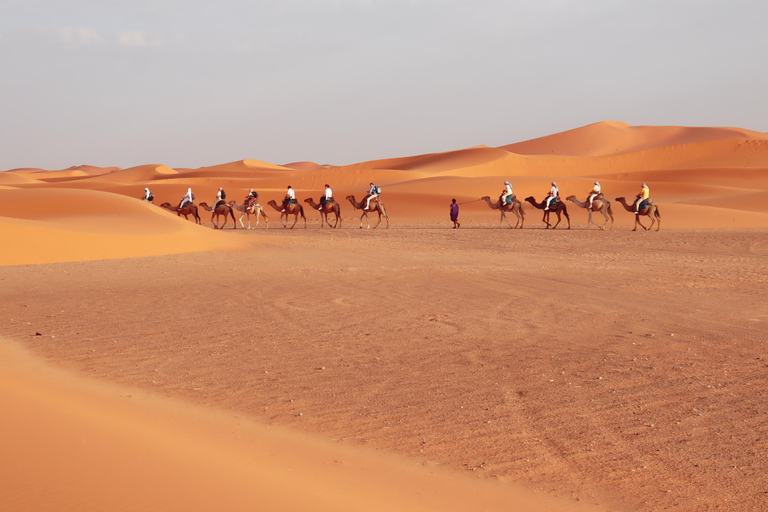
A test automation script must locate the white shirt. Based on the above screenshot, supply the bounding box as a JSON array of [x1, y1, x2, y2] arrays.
[[593, 184, 601, 193], [287, 188, 295, 200], [144, 188, 151, 199], [183, 189, 193, 201], [505, 184, 513, 194], [550, 185, 558, 196], [324, 188, 333, 199]]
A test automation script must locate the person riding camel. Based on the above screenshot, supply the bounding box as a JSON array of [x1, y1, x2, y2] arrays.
[[319, 184, 333, 210], [500, 181, 514, 208], [213, 187, 226, 210], [246, 188, 259, 209], [364, 182, 379, 210], [179, 188, 194, 210], [142, 187, 153, 202], [634, 183, 650, 214], [281, 185, 296, 212], [588, 181, 601, 209], [544, 181, 559, 211]]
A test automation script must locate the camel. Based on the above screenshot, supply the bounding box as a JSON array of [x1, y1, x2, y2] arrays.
[[304, 197, 342, 228], [524, 196, 571, 229], [228, 199, 269, 229], [266, 200, 307, 229], [565, 195, 614, 230], [345, 195, 389, 229], [199, 201, 236, 229], [160, 202, 201, 224], [481, 195, 525, 229], [615, 197, 661, 231]]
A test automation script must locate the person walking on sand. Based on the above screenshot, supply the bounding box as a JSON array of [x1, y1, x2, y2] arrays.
[[282, 185, 295, 212], [634, 183, 650, 214], [450, 198, 460, 228]]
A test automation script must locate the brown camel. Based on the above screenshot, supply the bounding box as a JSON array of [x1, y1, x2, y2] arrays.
[[524, 196, 571, 229], [160, 202, 201, 224], [615, 197, 661, 231], [481, 195, 525, 228], [565, 195, 614, 230], [199, 201, 236, 229], [266, 200, 307, 229], [228, 199, 269, 229], [345, 195, 389, 229], [304, 197, 342, 228]]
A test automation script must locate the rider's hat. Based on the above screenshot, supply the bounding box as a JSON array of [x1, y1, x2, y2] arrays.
[[642, 183, 648, 188]]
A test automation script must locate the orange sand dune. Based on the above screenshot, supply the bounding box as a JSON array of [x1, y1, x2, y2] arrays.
[[77, 163, 178, 183], [0, 338, 606, 512], [177, 159, 294, 174], [500, 120, 768, 157], [2, 120, 767, 236], [284, 161, 335, 171], [0, 172, 42, 185], [0, 188, 243, 265]]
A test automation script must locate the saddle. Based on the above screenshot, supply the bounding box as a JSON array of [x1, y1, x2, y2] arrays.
[[500, 194, 517, 206], [638, 198, 654, 210]]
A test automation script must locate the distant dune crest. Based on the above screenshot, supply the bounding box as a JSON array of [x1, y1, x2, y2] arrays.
[[1, 120, 767, 266]]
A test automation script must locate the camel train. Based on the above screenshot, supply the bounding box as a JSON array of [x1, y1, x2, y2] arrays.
[[146, 182, 657, 231]]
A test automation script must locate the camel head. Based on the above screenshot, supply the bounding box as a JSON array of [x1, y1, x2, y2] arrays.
[[566, 195, 576, 201], [480, 196, 491, 201], [524, 196, 536, 203], [303, 198, 312, 204], [160, 202, 171, 208], [615, 197, 625, 203], [345, 195, 355, 201]]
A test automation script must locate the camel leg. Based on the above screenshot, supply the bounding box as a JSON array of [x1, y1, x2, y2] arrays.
[[655, 212, 661, 231], [261, 210, 269, 229], [634, 215, 647, 231], [238, 212, 246, 228], [542, 211, 551, 229], [551, 211, 561, 229], [587, 210, 602, 230], [500, 211, 512, 228], [289, 213, 298, 229], [230, 210, 236, 229]]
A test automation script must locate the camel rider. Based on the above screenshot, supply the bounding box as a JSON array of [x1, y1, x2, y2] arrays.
[[213, 187, 226, 210], [320, 184, 333, 210], [588, 181, 601, 209], [179, 188, 194, 210], [364, 182, 379, 210], [246, 188, 259, 208], [142, 187, 153, 202], [282, 185, 296, 212], [634, 183, 650, 214], [501, 181, 514, 208], [544, 182, 559, 211]]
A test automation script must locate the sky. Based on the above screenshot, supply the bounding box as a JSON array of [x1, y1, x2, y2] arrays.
[[1, 0, 767, 170]]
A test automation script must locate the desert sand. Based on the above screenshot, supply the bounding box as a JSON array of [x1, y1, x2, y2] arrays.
[[1, 122, 767, 511]]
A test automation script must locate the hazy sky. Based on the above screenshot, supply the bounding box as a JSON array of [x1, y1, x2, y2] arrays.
[[2, 0, 767, 170]]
